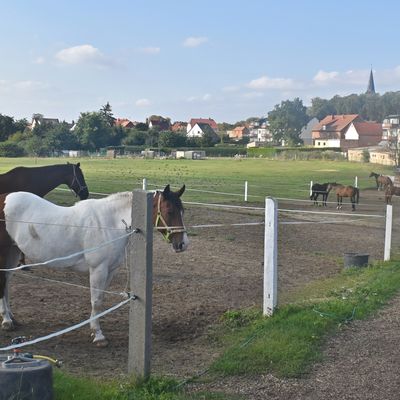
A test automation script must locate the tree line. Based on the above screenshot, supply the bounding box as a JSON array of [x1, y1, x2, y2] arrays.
[[1, 91, 400, 155]]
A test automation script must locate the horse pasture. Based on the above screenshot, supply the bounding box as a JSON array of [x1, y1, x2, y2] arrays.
[[0, 158, 398, 381]]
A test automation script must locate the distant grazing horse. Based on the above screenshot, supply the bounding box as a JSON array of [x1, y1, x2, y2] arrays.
[[369, 172, 392, 191], [0, 184, 188, 347], [0, 163, 89, 331], [310, 182, 335, 206], [385, 182, 400, 204], [327, 183, 359, 211]]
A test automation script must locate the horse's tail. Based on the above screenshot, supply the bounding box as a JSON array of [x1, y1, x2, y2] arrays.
[[355, 188, 360, 203]]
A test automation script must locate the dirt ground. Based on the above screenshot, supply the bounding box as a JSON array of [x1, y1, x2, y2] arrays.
[[1, 188, 400, 398]]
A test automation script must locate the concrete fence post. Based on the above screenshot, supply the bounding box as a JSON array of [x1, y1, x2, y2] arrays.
[[263, 197, 278, 316], [128, 190, 153, 379], [142, 178, 147, 190], [384, 204, 393, 261]]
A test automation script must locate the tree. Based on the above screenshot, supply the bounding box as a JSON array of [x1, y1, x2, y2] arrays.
[[74, 112, 113, 151], [43, 122, 79, 152], [100, 102, 115, 127], [0, 114, 27, 142], [308, 97, 337, 120], [268, 98, 309, 145], [123, 129, 147, 145], [158, 131, 187, 148]]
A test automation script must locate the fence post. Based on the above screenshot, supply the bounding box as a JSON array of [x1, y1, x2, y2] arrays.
[[384, 204, 393, 261], [244, 181, 248, 202], [263, 197, 278, 316], [128, 190, 153, 379], [354, 176, 358, 188], [142, 178, 147, 190], [310, 181, 313, 197]]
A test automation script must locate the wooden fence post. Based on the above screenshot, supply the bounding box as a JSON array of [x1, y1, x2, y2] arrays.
[[384, 204, 393, 261], [263, 197, 278, 316], [128, 190, 153, 378]]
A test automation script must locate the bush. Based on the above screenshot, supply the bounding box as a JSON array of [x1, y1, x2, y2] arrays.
[[0, 142, 25, 157]]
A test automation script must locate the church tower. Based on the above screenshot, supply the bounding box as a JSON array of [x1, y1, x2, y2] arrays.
[[366, 68, 376, 94]]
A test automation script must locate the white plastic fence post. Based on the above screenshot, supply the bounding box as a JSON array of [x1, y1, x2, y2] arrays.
[[244, 181, 248, 202], [128, 190, 153, 379], [355, 176, 358, 188], [142, 178, 147, 190], [384, 204, 393, 261], [310, 181, 313, 197], [263, 197, 278, 316]]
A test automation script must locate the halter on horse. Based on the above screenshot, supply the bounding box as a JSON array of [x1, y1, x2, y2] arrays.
[[327, 183, 359, 211], [369, 172, 392, 191], [0, 184, 188, 347]]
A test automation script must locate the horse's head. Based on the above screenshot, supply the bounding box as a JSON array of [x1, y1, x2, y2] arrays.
[[369, 172, 375, 178], [67, 162, 89, 200], [153, 184, 188, 253]]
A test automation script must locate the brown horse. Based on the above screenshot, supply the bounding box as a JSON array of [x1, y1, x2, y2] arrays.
[[0, 163, 89, 330], [327, 183, 360, 211], [385, 182, 400, 204], [369, 172, 392, 191]]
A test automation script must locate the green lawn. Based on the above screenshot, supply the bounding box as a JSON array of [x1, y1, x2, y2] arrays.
[[0, 157, 393, 205]]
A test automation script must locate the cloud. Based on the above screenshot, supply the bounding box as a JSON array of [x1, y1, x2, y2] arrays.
[[313, 70, 339, 85], [247, 75, 297, 90], [183, 36, 208, 48], [139, 47, 160, 55], [135, 98, 151, 107], [222, 85, 240, 92], [55, 44, 109, 66]]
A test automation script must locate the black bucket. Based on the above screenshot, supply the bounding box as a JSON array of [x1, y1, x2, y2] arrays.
[[343, 253, 369, 269], [0, 355, 53, 400]]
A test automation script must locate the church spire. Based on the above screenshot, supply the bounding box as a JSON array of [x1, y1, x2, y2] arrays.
[[366, 68, 376, 94]]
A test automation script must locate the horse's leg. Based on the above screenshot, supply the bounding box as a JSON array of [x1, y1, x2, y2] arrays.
[[89, 264, 117, 347], [351, 195, 355, 211]]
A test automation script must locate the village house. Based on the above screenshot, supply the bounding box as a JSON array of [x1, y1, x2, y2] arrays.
[[312, 114, 382, 151], [147, 115, 171, 131], [114, 118, 136, 129], [228, 126, 249, 141], [187, 118, 218, 133], [29, 115, 60, 130], [171, 121, 188, 132], [186, 122, 219, 142]]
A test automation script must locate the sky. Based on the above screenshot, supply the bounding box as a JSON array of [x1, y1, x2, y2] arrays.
[[1, 0, 400, 124]]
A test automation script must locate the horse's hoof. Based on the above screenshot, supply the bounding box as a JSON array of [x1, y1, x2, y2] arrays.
[[94, 339, 109, 348], [1, 321, 15, 331]]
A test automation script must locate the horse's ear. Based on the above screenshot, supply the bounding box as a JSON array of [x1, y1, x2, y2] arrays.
[[177, 185, 185, 197], [67, 161, 70, 165], [77, 162, 80, 167], [163, 184, 171, 196]]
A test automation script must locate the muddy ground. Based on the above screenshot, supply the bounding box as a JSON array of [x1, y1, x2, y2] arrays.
[[1, 188, 399, 398]]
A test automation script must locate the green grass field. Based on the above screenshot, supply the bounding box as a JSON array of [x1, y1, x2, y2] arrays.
[[0, 157, 393, 205]]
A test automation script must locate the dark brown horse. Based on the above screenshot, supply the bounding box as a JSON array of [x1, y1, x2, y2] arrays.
[[369, 172, 392, 191], [0, 163, 89, 329], [385, 182, 400, 204], [327, 183, 360, 211], [310, 182, 336, 206]]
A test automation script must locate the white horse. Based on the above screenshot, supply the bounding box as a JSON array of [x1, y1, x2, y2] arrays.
[[0, 184, 188, 347]]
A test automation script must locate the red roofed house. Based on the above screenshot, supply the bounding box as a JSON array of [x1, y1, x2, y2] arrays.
[[171, 121, 187, 132], [187, 118, 218, 133], [312, 114, 382, 151], [114, 118, 136, 129]]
